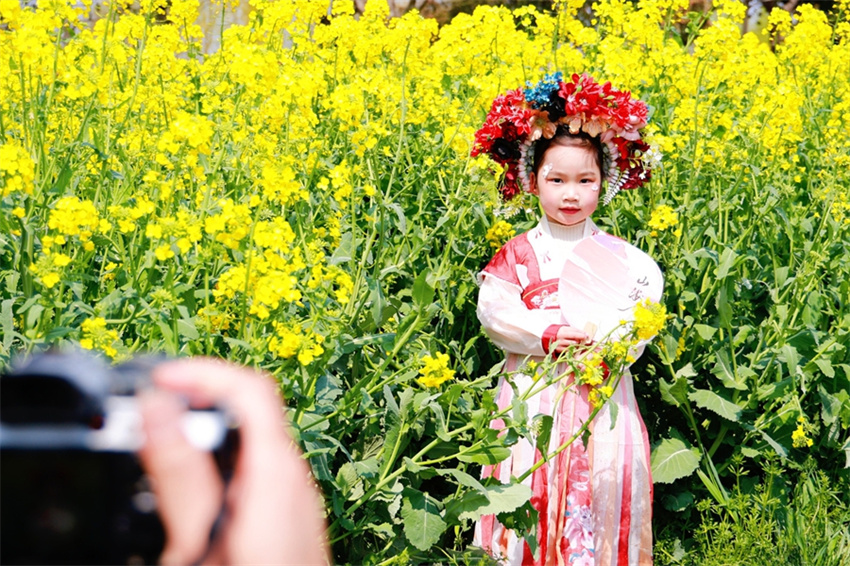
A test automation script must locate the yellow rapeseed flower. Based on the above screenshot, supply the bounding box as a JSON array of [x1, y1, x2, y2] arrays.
[[417, 352, 455, 388], [486, 220, 516, 250], [79, 317, 120, 359], [647, 205, 679, 237], [268, 322, 324, 365], [0, 141, 35, 196], [792, 416, 814, 448], [48, 196, 99, 237], [632, 299, 667, 341]]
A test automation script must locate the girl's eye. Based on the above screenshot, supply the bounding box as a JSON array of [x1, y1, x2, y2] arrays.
[[551, 178, 563, 183]]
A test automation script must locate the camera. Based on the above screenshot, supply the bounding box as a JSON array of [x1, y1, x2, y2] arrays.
[[0, 350, 236, 565]]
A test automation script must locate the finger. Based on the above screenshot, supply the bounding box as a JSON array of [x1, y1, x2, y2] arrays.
[[151, 358, 293, 451], [138, 390, 224, 566], [152, 359, 329, 565]]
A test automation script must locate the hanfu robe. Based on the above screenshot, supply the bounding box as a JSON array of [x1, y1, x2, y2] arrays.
[[473, 216, 653, 566]]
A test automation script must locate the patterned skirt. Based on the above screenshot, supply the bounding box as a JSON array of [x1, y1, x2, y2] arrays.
[[474, 355, 653, 566]]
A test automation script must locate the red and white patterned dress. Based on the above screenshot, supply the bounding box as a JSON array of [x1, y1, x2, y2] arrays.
[[473, 216, 653, 566]]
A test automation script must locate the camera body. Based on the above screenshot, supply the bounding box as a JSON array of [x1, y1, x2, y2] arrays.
[[0, 351, 234, 565]]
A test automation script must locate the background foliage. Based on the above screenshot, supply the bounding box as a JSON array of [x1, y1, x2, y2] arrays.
[[1, 0, 849, 563]]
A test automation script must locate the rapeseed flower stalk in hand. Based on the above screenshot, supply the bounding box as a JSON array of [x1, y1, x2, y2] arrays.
[[632, 298, 667, 342]]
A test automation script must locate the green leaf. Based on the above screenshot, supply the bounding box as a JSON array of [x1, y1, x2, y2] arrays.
[[156, 319, 174, 343], [368, 277, 388, 328], [383, 384, 400, 417], [716, 280, 733, 328], [25, 304, 44, 330], [335, 462, 359, 499], [662, 490, 694, 512], [779, 344, 799, 380], [2, 299, 17, 350], [651, 437, 700, 483], [608, 400, 619, 431], [688, 389, 742, 421], [694, 324, 717, 341], [813, 358, 835, 378], [715, 247, 738, 279], [659, 375, 689, 407], [437, 468, 488, 493], [532, 414, 553, 453], [758, 430, 788, 460], [457, 444, 511, 465], [176, 318, 199, 340], [353, 458, 380, 478], [712, 349, 747, 390], [455, 483, 533, 522], [676, 363, 698, 379], [401, 490, 446, 551], [329, 231, 353, 264], [818, 385, 842, 426], [741, 446, 761, 459], [412, 269, 435, 311], [387, 203, 407, 234]]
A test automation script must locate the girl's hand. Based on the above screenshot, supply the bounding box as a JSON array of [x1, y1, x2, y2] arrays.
[[552, 325, 592, 353]]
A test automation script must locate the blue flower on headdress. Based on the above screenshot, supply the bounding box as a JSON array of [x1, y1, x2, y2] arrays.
[[524, 72, 563, 109]]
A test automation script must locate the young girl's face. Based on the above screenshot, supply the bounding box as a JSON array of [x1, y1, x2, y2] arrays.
[[529, 143, 601, 227]]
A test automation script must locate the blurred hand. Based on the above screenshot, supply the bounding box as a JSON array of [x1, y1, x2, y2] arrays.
[[552, 325, 592, 353], [138, 358, 329, 565]]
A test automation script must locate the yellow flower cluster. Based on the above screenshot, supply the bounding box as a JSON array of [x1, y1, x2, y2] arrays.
[[79, 317, 120, 359], [417, 352, 455, 388], [47, 197, 106, 241], [647, 205, 680, 237], [268, 322, 325, 366], [632, 299, 667, 341], [485, 220, 516, 250], [791, 416, 814, 448], [0, 141, 35, 196], [578, 352, 606, 387], [588, 384, 615, 409]]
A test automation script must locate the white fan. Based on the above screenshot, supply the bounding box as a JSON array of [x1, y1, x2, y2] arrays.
[[558, 234, 664, 342]]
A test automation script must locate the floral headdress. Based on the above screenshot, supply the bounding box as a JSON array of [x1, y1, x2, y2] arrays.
[[472, 72, 659, 204]]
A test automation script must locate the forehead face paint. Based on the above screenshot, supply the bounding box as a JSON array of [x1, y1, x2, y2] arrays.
[[540, 163, 553, 178]]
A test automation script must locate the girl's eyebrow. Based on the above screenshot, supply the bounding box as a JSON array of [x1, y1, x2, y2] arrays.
[[549, 167, 600, 176]]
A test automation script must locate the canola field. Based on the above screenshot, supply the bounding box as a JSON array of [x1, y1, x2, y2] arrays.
[[1, 0, 850, 563]]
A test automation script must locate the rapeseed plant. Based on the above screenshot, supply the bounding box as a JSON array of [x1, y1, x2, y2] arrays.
[[1, 0, 849, 562]]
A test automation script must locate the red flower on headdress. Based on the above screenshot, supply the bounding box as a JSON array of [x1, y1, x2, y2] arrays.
[[472, 73, 655, 202], [471, 89, 535, 162]]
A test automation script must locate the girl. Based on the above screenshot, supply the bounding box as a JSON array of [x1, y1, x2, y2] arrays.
[[471, 73, 658, 566]]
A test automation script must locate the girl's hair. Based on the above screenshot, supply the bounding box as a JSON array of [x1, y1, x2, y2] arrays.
[[532, 127, 605, 177]]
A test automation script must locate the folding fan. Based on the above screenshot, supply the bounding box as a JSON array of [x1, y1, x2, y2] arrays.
[[558, 234, 664, 343]]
